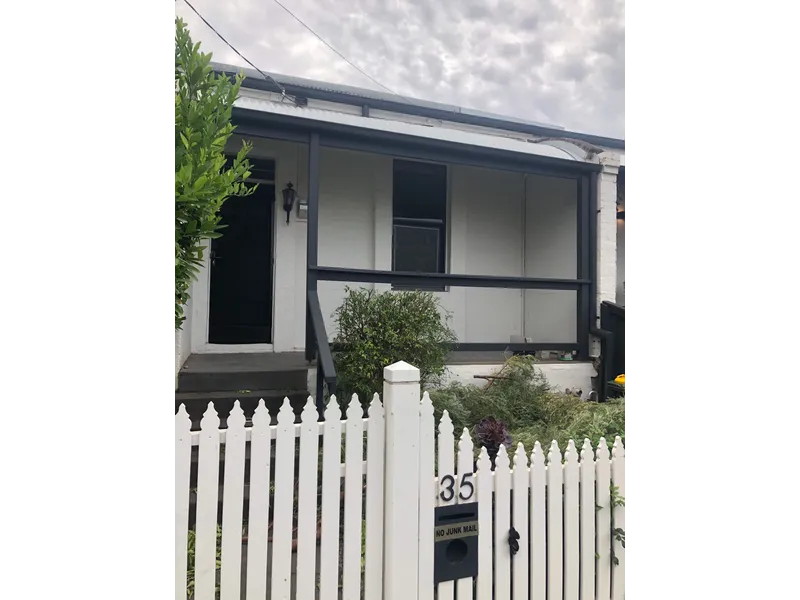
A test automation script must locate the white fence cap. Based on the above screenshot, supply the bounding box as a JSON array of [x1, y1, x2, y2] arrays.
[[383, 361, 420, 383]]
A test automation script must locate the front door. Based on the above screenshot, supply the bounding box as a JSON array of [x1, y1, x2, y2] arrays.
[[208, 161, 275, 344]]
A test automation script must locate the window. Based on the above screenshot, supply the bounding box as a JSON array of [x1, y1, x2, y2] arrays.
[[392, 160, 447, 288]]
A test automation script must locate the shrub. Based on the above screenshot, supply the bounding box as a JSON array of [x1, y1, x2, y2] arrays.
[[332, 287, 457, 402], [429, 356, 625, 456]]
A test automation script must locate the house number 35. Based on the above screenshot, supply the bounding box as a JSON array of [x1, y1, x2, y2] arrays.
[[439, 473, 474, 502]]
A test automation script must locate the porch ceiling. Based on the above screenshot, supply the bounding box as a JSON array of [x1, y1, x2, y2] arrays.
[[233, 96, 599, 172]]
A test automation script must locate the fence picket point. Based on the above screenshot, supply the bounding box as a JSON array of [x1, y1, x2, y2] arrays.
[[195, 403, 221, 600], [475, 447, 493, 600], [456, 428, 476, 600], [270, 398, 296, 599], [580, 439, 596, 600], [595, 438, 612, 600], [365, 393, 386, 600], [220, 402, 246, 600], [296, 397, 321, 600], [418, 392, 435, 600], [343, 395, 365, 600], [530, 441, 547, 600], [175, 405, 192, 600], [512, 443, 530, 600], [611, 437, 626, 600], [494, 444, 512, 600], [436, 410, 456, 600], [319, 396, 343, 600], [546, 440, 563, 600], [564, 440, 580, 600]]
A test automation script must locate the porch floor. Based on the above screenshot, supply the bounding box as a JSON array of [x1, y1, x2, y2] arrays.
[[181, 351, 307, 373]]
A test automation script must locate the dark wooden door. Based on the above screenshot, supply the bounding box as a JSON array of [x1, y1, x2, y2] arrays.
[[208, 183, 274, 344]]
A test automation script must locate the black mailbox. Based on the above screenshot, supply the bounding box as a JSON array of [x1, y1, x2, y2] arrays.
[[433, 502, 479, 583]]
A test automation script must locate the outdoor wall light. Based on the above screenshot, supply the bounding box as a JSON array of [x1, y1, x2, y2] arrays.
[[282, 182, 297, 224], [617, 210, 625, 221]]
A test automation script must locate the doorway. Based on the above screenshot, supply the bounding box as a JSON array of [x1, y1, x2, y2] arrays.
[[208, 159, 275, 344]]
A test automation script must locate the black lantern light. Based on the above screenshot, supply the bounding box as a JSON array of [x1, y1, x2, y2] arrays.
[[282, 182, 297, 224]]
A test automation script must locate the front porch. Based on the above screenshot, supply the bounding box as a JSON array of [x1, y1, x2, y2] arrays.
[[176, 85, 622, 407]]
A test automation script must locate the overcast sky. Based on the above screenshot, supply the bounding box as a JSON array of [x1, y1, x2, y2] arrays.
[[176, 0, 624, 138]]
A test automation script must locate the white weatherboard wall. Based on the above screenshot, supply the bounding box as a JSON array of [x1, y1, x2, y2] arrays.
[[524, 174, 578, 342], [189, 136, 587, 352]]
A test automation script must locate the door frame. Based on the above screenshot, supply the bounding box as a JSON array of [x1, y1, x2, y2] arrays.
[[190, 170, 278, 354]]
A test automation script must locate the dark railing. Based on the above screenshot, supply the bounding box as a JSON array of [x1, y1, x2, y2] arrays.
[[595, 301, 625, 401], [307, 290, 337, 416], [308, 266, 590, 367]]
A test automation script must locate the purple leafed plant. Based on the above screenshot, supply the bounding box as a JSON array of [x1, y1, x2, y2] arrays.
[[474, 417, 512, 469]]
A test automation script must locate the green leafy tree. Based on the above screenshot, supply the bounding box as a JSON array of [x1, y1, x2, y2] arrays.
[[175, 17, 255, 329]]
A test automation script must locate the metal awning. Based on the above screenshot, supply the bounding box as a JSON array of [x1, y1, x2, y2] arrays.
[[233, 96, 589, 164]]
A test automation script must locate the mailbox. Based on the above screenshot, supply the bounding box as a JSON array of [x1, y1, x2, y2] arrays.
[[433, 502, 479, 583]]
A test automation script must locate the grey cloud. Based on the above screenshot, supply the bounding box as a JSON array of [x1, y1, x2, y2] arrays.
[[176, 0, 624, 137]]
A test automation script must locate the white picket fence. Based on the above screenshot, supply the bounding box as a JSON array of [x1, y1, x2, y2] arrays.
[[176, 361, 625, 600]]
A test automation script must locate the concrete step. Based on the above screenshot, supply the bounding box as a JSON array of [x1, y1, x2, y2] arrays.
[[175, 389, 311, 430], [177, 352, 310, 393]]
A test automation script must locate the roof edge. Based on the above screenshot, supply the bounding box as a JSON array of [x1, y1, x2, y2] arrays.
[[212, 63, 625, 151]]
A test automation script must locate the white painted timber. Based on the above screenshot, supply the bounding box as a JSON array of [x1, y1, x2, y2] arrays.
[[436, 410, 455, 600], [270, 399, 296, 599], [494, 445, 512, 600], [342, 395, 365, 600], [611, 437, 626, 600], [295, 397, 321, 600], [546, 441, 564, 600], [563, 440, 580, 600], [529, 441, 547, 600], [195, 405, 221, 600], [382, 361, 421, 600], [417, 392, 436, 600], [175, 406, 192, 600], [456, 428, 476, 600], [512, 443, 530, 600], [580, 439, 597, 600], [364, 394, 386, 600], [219, 402, 246, 600], [475, 448, 493, 600], [319, 396, 343, 600], [595, 438, 612, 600], [245, 401, 271, 600]]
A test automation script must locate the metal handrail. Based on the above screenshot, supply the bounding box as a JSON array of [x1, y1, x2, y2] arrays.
[[307, 290, 337, 416]]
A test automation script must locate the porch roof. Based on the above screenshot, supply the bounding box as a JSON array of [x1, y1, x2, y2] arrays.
[[233, 95, 595, 167]]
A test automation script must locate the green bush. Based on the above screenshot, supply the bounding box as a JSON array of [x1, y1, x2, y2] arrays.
[[429, 355, 625, 456], [332, 287, 457, 402], [175, 18, 255, 329]]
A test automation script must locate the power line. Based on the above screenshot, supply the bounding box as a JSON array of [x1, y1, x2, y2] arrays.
[[181, 0, 294, 101], [269, 0, 413, 104]]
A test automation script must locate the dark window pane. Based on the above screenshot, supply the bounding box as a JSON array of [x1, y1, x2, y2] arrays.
[[393, 225, 441, 273]]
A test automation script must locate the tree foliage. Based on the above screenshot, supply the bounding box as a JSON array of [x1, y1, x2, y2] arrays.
[[175, 17, 255, 329]]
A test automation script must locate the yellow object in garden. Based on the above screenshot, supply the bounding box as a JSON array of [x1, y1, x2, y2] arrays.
[[614, 374, 625, 385]]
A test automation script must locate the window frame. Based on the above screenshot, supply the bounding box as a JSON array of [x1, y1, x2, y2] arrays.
[[390, 159, 449, 291]]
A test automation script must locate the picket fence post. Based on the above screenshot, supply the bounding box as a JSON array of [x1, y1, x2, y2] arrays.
[[382, 361, 422, 600]]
